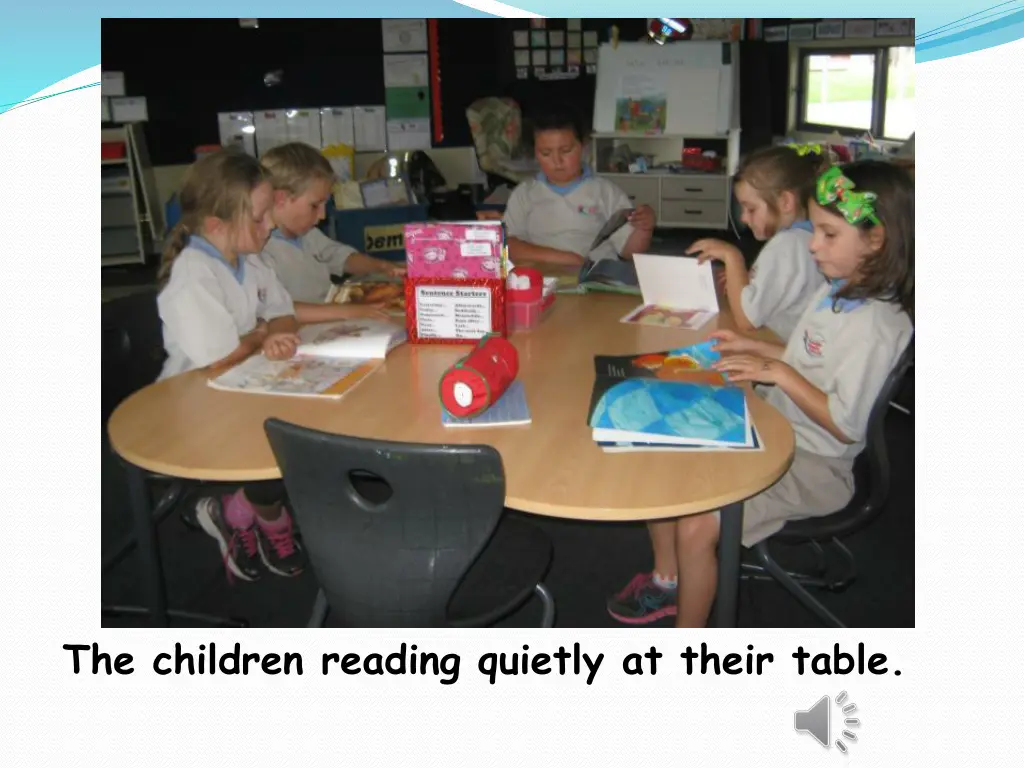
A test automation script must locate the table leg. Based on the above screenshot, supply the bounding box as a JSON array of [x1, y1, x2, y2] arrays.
[[714, 501, 744, 628], [125, 463, 169, 627]]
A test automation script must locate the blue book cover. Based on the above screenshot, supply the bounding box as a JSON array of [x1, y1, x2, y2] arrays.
[[442, 381, 531, 427], [588, 378, 751, 447]]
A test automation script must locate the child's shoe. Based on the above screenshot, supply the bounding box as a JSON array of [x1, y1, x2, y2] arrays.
[[607, 572, 678, 624], [195, 495, 263, 582], [255, 507, 306, 577]]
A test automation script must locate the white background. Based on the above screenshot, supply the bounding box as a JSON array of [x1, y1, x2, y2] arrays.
[[1, 30, 1022, 768]]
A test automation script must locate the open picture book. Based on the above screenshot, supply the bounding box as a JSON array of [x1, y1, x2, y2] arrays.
[[208, 319, 407, 399], [619, 253, 719, 330]]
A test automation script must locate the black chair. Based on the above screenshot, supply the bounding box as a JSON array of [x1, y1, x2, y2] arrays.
[[102, 289, 244, 626], [742, 336, 915, 628], [264, 419, 556, 628]]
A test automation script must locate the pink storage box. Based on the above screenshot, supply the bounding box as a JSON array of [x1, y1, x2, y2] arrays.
[[404, 222, 506, 279]]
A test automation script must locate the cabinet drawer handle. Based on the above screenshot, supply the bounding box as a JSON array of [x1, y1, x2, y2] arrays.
[[684, 187, 703, 192], [628, 195, 636, 200], [684, 209, 703, 215]]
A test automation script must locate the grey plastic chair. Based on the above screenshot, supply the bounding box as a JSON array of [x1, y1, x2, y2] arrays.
[[264, 419, 556, 628]]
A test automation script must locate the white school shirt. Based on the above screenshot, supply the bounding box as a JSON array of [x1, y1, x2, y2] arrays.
[[764, 281, 913, 460], [157, 236, 295, 379], [503, 170, 636, 263], [740, 221, 825, 341], [259, 227, 358, 303]]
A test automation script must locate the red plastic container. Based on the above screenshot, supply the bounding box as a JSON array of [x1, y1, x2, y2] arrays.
[[506, 293, 555, 332], [101, 141, 126, 160]]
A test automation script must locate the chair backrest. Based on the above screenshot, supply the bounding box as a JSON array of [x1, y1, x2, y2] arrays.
[[264, 419, 507, 627], [102, 288, 167, 422], [861, 334, 915, 514], [784, 333, 914, 541]]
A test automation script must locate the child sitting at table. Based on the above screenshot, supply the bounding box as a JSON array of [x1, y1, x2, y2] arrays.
[[608, 161, 914, 627], [156, 150, 309, 581], [503, 107, 655, 268], [687, 144, 829, 341], [259, 142, 405, 305]]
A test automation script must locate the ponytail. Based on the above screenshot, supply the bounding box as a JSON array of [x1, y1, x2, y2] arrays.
[[735, 144, 834, 218], [158, 220, 192, 288], [156, 150, 268, 289]]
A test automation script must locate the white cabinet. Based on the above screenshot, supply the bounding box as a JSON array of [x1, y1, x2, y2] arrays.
[[590, 131, 740, 230]]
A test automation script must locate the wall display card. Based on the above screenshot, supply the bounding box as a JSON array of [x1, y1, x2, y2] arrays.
[[320, 107, 355, 148], [567, 19, 582, 31], [382, 19, 428, 52], [876, 19, 912, 37], [789, 22, 815, 41], [386, 117, 431, 151], [583, 31, 599, 46], [567, 32, 581, 48], [385, 86, 430, 120], [111, 96, 148, 123], [101, 71, 125, 97], [514, 49, 531, 66], [567, 49, 582, 66], [549, 30, 565, 47], [101, 97, 111, 123], [815, 20, 845, 39], [584, 49, 598, 65], [531, 30, 547, 47], [383, 54, 429, 88], [844, 19, 875, 38], [353, 106, 388, 152], [549, 49, 565, 67], [532, 49, 548, 66], [513, 30, 529, 47], [218, 111, 257, 155], [516, 67, 529, 80], [530, 19, 546, 29], [764, 26, 788, 42]]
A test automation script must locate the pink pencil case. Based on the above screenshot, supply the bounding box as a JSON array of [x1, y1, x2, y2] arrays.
[[404, 222, 505, 279]]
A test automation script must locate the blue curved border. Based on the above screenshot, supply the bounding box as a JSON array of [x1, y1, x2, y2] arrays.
[[2, 5, 1023, 113]]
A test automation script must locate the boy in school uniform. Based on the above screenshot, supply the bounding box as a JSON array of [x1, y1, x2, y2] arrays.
[[259, 143, 405, 304], [503, 109, 655, 268]]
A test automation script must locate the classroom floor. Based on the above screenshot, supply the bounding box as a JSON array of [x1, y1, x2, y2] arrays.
[[100, 226, 915, 628]]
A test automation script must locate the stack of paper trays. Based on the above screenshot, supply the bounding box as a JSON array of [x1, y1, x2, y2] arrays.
[[588, 341, 762, 452]]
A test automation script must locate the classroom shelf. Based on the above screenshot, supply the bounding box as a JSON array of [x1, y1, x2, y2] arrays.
[[101, 125, 163, 268]]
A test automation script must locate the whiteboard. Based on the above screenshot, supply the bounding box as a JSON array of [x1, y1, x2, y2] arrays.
[[593, 42, 734, 136]]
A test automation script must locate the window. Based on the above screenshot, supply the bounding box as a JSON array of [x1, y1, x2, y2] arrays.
[[797, 46, 914, 140]]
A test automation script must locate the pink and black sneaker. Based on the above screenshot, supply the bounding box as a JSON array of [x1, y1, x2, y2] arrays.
[[195, 496, 263, 582], [607, 573, 678, 624], [255, 508, 306, 578]]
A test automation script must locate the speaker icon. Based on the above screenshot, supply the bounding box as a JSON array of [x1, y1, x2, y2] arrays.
[[794, 691, 861, 752]]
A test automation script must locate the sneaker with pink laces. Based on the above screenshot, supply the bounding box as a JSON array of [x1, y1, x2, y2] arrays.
[[195, 496, 263, 582], [607, 572, 678, 624], [255, 508, 306, 577]]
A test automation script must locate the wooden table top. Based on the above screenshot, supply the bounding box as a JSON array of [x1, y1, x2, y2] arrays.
[[108, 293, 794, 522]]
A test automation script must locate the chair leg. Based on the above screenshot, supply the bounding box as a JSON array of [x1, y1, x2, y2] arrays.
[[534, 583, 556, 628], [307, 589, 329, 628], [103, 481, 185, 573], [102, 605, 248, 627], [751, 541, 847, 628]]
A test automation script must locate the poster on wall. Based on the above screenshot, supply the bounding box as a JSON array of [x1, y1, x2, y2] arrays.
[[381, 19, 427, 52]]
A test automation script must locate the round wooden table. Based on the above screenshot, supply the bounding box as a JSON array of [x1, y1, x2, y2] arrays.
[[109, 293, 795, 626]]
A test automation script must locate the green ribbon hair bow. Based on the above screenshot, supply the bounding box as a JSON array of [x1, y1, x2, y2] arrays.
[[789, 142, 823, 157], [816, 166, 880, 225]]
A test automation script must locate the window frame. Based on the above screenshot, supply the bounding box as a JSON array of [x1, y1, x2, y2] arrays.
[[796, 45, 909, 140]]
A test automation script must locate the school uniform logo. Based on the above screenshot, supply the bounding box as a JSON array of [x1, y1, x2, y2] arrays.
[[804, 330, 825, 357], [257, 288, 267, 304], [577, 205, 600, 216]]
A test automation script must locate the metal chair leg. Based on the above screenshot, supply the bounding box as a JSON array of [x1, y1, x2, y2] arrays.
[[102, 605, 248, 627], [307, 589, 329, 628], [103, 481, 185, 573], [751, 542, 847, 628], [534, 582, 556, 628]]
